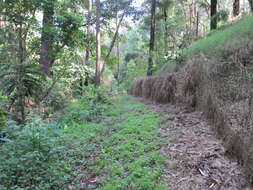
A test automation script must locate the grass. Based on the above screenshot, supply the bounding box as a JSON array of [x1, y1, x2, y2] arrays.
[[182, 15, 253, 60], [0, 95, 167, 190], [63, 95, 167, 190]]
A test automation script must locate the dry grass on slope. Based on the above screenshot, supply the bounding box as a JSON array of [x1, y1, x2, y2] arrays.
[[129, 74, 176, 104]]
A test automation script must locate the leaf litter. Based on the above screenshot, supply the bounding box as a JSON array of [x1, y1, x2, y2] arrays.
[[137, 97, 249, 190]]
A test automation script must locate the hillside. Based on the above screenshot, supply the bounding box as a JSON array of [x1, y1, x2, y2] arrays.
[[130, 15, 253, 187]]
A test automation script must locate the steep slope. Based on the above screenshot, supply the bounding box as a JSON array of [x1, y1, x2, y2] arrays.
[[130, 15, 253, 186]]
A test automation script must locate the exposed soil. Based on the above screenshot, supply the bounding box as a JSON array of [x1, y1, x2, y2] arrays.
[[137, 97, 249, 190]]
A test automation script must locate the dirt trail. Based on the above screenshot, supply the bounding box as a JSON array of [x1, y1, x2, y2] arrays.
[[137, 97, 248, 190]]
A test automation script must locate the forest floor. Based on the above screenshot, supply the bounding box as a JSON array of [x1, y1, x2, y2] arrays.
[[76, 95, 248, 190], [72, 95, 166, 190], [137, 97, 248, 190]]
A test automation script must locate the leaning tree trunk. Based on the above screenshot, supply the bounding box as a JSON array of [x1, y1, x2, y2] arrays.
[[147, 0, 156, 76], [210, 0, 217, 30], [95, 0, 102, 87], [39, 1, 55, 76], [248, 0, 253, 13], [100, 11, 125, 74], [233, 0, 240, 16]]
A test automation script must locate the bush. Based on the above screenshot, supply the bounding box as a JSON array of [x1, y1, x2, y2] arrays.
[[44, 82, 71, 112], [0, 118, 72, 190], [58, 86, 110, 125], [0, 94, 7, 131]]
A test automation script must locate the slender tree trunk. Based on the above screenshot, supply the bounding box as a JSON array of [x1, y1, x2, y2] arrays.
[[106, 12, 125, 59], [189, 3, 193, 30], [85, 0, 92, 63], [117, 42, 120, 86], [17, 25, 25, 124], [196, 11, 199, 38], [40, 1, 55, 76], [147, 0, 156, 76], [84, 0, 93, 86], [116, 12, 120, 86], [163, 8, 168, 55], [248, 0, 253, 12], [95, 0, 101, 87], [233, 0, 240, 16], [210, 0, 217, 30], [100, 11, 125, 74]]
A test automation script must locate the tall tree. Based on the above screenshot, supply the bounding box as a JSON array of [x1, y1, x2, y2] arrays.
[[84, 0, 93, 86], [95, 0, 102, 87], [85, 0, 92, 64], [210, 0, 217, 30], [39, 0, 55, 76], [233, 0, 240, 16], [159, 0, 172, 54], [100, 0, 135, 75], [248, 0, 253, 13], [147, 0, 156, 76]]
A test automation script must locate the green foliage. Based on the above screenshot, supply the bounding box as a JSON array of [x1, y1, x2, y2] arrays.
[[62, 96, 167, 189], [0, 62, 45, 122], [0, 95, 167, 190], [0, 105, 7, 130], [108, 55, 120, 70], [94, 96, 166, 189], [0, 63, 45, 98], [43, 82, 71, 113], [0, 118, 71, 190], [124, 52, 139, 62], [0, 94, 7, 127], [54, 11, 84, 47], [182, 15, 253, 60], [58, 86, 110, 124], [214, 10, 229, 23], [0, 0, 39, 25], [121, 58, 148, 89]]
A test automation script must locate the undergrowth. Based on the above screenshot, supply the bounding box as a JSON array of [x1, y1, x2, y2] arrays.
[[0, 95, 167, 190]]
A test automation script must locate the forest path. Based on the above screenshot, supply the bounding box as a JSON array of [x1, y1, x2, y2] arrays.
[[136, 97, 248, 190]]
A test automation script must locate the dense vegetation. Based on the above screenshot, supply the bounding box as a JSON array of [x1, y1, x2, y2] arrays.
[[1, 0, 253, 189], [0, 96, 166, 189]]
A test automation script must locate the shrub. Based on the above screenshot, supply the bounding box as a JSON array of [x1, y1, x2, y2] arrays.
[[0, 117, 71, 190], [0, 94, 8, 133], [57, 86, 110, 125]]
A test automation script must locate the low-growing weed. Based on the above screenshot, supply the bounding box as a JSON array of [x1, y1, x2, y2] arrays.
[[0, 95, 167, 190]]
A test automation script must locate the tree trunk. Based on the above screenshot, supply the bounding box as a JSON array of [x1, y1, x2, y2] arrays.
[[248, 0, 253, 13], [147, 0, 156, 76], [233, 0, 240, 16], [196, 11, 199, 38], [84, 0, 93, 86], [17, 26, 26, 124], [100, 11, 125, 74], [39, 1, 55, 76], [106, 12, 125, 60], [116, 12, 120, 86], [210, 0, 217, 30], [163, 8, 168, 55], [95, 0, 101, 87], [85, 0, 92, 64]]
